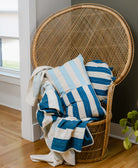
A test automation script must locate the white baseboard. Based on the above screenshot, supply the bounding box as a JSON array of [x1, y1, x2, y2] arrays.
[[110, 122, 138, 144], [33, 122, 43, 141], [21, 121, 42, 142]]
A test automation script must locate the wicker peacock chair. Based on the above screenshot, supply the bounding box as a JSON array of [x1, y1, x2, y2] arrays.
[[31, 4, 134, 163]]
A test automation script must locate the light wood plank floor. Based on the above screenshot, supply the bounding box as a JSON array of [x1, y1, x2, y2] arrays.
[[0, 105, 138, 168]]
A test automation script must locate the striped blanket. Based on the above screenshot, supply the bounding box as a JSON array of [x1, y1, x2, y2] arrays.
[[36, 81, 100, 152], [27, 65, 105, 166], [31, 80, 100, 166]]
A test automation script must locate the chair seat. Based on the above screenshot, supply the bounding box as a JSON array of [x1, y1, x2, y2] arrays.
[[76, 118, 107, 162]]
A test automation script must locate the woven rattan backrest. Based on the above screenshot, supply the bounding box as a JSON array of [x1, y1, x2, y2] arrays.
[[31, 4, 134, 85]]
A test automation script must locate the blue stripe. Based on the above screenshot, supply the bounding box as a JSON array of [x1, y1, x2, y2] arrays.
[[112, 77, 116, 81], [58, 118, 101, 129], [46, 109, 59, 114], [39, 92, 63, 116], [58, 119, 85, 129], [61, 97, 68, 117], [54, 91, 64, 116], [39, 93, 49, 110], [47, 69, 65, 95], [91, 60, 103, 63], [83, 128, 93, 147], [69, 60, 87, 86], [88, 85, 105, 117], [51, 137, 84, 152], [95, 89, 108, 96], [90, 117, 103, 121], [86, 66, 112, 75], [52, 115, 58, 122], [89, 77, 111, 85], [61, 97, 66, 107], [67, 91, 80, 119], [59, 66, 76, 90], [77, 86, 92, 118], [37, 110, 44, 127]]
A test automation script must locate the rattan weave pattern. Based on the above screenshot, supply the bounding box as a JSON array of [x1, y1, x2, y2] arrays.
[[76, 120, 106, 162], [31, 3, 134, 163]]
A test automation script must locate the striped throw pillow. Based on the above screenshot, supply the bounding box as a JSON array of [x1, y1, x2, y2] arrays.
[[47, 54, 106, 119], [85, 60, 116, 103]]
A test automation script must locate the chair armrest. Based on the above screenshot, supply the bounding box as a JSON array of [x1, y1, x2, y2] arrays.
[[106, 82, 116, 122], [101, 82, 116, 157]]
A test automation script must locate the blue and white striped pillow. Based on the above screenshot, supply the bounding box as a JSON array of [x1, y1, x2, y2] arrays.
[[85, 60, 116, 103], [47, 54, 106, 119]]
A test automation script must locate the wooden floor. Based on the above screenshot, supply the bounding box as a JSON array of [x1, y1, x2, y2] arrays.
[[0, 105, 138, 168]]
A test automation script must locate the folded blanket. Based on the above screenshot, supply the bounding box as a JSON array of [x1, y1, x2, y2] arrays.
[[30, 81, 100, 166], [26, 66, 52, 106]]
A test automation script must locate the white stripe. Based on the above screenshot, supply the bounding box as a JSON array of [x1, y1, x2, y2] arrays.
[[86, 62, 109, 68], [62, 116, 78, 121], [72, 89, 87, 119], [42, 113, 53, 128], [67, 105, 74, 117], [81, 118, 92, 121], [83, 85, 99, 117], [54, 127, 85, 140], [92, 83, 108, 91], [74, 56, 90, 84], [87, 71, 113, 79], [64, 62, 81, 88], [62, 94, 70, 106], [76, 102, 87, 119], [98, 95, 107, 101], [53, 67, 69, 93], [46, 118, 62, 148], [46, 90, 60, 111]]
